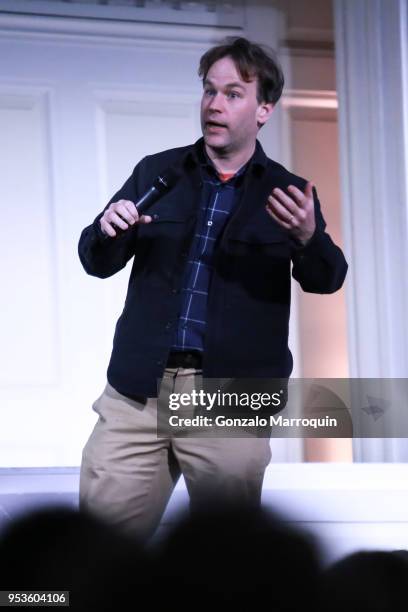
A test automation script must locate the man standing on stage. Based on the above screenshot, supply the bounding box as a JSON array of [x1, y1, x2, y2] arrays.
[[78, 37, 347, 540]]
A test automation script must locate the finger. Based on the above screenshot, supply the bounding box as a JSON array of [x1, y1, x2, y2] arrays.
[[287, 184, 306, 205], [267, 195, 296, 224], [115, 202, 137, 225], [122, 200, 139, 221], [270, 188, 298, 215], [138, 215, 152, 224], [288, 182, 314, 205], [265, 206, 291, 230], [108, 211, 129, 230], [100, 218, 116, 237], [305, 181, 314, 199]]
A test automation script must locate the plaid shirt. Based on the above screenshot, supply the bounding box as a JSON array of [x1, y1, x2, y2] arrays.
[[171, 145, 249, 353]]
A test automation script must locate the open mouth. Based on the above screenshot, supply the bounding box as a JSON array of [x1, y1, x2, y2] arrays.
[[206, 121, 227, 129]]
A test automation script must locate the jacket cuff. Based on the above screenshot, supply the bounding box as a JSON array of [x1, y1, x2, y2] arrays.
[[290, 227, 322, 251]]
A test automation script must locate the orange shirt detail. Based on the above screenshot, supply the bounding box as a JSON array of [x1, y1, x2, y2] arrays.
[[218, 172, 235, 182]]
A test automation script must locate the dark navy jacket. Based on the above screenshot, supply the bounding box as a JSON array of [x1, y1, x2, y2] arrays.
[[78, 138, 348, 398]]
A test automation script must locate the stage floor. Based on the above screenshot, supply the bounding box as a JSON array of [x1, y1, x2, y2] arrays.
[[1, 463, 408, 565]]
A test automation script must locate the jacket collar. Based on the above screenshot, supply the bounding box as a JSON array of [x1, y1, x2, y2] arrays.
[[185, 137, 268, 174]]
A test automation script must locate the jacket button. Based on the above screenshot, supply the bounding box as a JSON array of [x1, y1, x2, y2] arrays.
[[157, 359, 163, 366], [165, 323, 172, 330], [171, 288, 180, 294]]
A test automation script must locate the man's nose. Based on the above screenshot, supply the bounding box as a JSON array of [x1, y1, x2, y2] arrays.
[[208, 93, 224, 112]]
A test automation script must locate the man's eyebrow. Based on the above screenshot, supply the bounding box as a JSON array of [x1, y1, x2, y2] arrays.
[[203, 79, 247, 90]]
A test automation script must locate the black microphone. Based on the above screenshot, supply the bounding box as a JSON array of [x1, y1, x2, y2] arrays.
[[104, 166, 181, 238], [134, 166, 180, 215]]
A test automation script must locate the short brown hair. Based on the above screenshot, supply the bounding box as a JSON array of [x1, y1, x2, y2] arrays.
[[198, 37, 284, 105]]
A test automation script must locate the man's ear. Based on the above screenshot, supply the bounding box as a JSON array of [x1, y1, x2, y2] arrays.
[[256, 102, 274, 128]]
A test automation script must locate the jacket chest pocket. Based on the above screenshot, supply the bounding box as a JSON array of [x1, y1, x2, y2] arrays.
[[138, 212, 195, 240], [227, 225, 291, 258], [218, 225, 291, 304]]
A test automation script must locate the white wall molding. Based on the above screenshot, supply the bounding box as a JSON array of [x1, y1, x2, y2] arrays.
[[0, 0, 245, 28], [0, 12, 241, 47], [282, 26, 333, 45], [0, 85, 60, 387], [282, 89, 337, 109]]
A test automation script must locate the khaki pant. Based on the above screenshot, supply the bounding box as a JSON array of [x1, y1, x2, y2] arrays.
[[79, 367, 272, 541]]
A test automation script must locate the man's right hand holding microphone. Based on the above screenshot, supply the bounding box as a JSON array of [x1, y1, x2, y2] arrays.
[[100, 200, 152, 238]]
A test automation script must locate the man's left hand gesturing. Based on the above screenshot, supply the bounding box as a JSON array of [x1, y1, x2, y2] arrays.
[[266, 181, 316, 246]]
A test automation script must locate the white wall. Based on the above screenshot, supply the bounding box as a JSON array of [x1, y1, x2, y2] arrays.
[[0, 10, 242, 466], [0, 2, 292, 467]]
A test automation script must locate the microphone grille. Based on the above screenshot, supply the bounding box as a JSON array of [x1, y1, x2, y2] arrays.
[[154, 167, 181, 192]]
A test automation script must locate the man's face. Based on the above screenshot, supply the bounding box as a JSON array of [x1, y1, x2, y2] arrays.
[[200, 55, 272, 156]]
